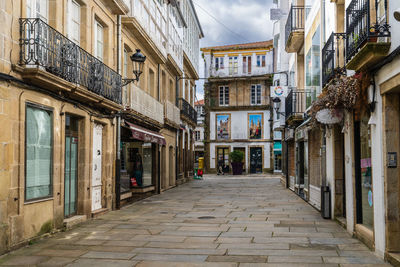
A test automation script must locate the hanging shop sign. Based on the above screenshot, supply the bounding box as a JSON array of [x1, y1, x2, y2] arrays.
[[316, 109, 344, 125], [126, 121, 166, 145], [270, 86, 289, 98]]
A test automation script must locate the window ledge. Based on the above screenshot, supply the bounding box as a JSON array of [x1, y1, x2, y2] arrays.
[[24, 197, 54, 205]]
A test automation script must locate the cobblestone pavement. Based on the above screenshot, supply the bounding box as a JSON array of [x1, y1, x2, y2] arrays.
[[0, 174, 391, 266]]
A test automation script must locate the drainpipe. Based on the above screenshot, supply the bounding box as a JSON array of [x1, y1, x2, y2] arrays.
[[115, 15, 122, 210]]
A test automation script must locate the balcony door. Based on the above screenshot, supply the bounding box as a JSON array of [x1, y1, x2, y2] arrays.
[[26, 0, 48, 22], [68, 0, 80, 45]]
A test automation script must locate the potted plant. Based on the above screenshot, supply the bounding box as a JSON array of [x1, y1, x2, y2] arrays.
[[230, 150, 244, 175]]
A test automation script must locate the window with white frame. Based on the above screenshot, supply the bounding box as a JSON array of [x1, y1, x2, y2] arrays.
[[257, 55, 266, 67], [195, 131, 201, 141], [229, 57, 238, 75], [219, 86, 229, 106], [215, 57, 224, 70], [251, 84, 262, 105], [27, 0, 48, 22], [243, 56, 252, 74], [95, 20, 104, 61], [68, 0, 80, 44]]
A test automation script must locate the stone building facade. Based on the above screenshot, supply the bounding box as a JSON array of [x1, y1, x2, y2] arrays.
[[201, 41, 274, 174], [272, 0, 400, 263], [0, 0, 203, 254]]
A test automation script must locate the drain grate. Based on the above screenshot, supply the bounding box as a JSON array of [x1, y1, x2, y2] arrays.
[[198, 216, 216, 220]]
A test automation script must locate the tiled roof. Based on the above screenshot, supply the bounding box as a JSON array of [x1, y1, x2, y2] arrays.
[[195, 99, 204, 106], [201, 40, 273, 51]]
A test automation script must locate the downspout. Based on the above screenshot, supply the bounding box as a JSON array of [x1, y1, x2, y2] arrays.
[[115, 15, 122, 210], [157, 63, 161, 194]]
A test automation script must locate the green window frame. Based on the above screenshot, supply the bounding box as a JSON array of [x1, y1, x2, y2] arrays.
[[25, 103, 53, 202]]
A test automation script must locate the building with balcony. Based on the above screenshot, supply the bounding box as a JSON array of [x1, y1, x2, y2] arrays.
[[0, 0, 130, 254], [119, 0, 203, 198], [273, 0, 400, 263], [194, 99, 205, 161], [201, 41, 274, 174], [0, 0, 203, 254]]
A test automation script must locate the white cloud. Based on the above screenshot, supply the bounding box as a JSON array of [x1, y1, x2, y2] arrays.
[[193, 0, 274, 100]]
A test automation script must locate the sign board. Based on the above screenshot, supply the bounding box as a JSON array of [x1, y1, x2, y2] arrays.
[[316, 109, 344, 125], [270, 86, 289, 98]]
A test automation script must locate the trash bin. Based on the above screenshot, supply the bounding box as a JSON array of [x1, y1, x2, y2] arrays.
[[321, 186, 331, 219]]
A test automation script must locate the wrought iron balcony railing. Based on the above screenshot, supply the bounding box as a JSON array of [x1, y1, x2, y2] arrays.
[[345, 0, 390, 63], [285, 6, 305, 47], [19, 18, 122, 104], [285, 90, 306, 120], [322, 33, 346, 87], [179, 98, 197, 125]]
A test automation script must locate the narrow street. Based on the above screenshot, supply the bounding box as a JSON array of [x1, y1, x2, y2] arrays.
[[0, 175, 390, 267]]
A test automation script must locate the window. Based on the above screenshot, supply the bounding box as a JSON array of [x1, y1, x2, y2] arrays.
[[257, 55, 266, 67], [195, 131, 201, 141], [25, 104, 53, 201], [215, 57, 224, 70], [243, 56, 251, 74], [68, 0, 80, 44], [219, 86, 229, 106], [27, 0, 48, 22], [149, 68, 155, 98], [123, 49, 128, 78], [229, 57, 238, 75], [95, 20, 104, 61], [251, 84, 262, 105]]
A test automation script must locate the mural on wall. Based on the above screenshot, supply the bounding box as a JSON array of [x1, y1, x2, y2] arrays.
[[216, 114, 230, 140], [249, 113, 263, 139]]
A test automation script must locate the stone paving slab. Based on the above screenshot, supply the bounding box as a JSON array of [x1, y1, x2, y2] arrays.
[[0, 174, 392, 266]]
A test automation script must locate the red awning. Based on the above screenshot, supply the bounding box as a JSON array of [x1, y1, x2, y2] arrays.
[[126, 122, 166, 145]]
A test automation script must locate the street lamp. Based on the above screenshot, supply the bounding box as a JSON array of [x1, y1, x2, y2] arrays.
[[273, 97, 285, 116], [122, 49, 146, 86]]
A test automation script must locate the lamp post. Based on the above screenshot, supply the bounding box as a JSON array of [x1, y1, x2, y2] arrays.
[[122, 49, 146, 86]]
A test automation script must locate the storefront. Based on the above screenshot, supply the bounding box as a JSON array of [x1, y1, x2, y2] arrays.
[[120, 121, 165, 203]]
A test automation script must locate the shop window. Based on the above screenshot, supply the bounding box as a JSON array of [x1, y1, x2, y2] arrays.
[[25, 104, 53, 201]]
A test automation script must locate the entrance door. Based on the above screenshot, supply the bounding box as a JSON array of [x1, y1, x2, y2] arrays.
[[250, 147, 262, 174], [65, 115, 78, 217], [217, 147, 230, 173], [91, 123, 103, 212]]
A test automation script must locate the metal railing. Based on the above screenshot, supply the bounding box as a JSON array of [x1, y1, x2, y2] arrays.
[[285, 90, 306, 119], [345, 0, 390, 62], [285, 6, 305, 46], [179, 98, 197, 125], [19, 18, 122, 104], [322, 33, 346, 87]]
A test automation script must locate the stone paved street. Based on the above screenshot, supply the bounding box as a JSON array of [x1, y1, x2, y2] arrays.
[[0, 175, 391, 266]]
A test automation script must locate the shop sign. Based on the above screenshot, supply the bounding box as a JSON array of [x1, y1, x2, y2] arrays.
[[316, 109, 344, 125], [270, 86, 288, 98]]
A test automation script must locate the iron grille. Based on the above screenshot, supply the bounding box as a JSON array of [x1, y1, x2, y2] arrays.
[[345, 0, 390, 62], [285, 6, 305, 47], [322, 33, 346, 87], [19, 18, 122, 104], [179, 98, 197, 125], [285, 90, 306, 119]]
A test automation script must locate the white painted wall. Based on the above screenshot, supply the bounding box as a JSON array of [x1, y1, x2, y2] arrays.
[[343, 112, 354, 235], [210, 110, 271, 141]]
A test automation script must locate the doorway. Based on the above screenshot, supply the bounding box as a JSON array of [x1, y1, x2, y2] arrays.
[[91, 123, 103, 212], [64, 115, 79, 218], [250, 147, 262, 174], [217, 147, 230, 173]]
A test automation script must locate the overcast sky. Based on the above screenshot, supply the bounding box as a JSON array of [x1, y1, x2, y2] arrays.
[[193, 0, 274, 101]]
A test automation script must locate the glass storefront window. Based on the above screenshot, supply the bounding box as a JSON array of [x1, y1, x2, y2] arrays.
[[25, 104, 53, 201], [359, 115, 373, 229]]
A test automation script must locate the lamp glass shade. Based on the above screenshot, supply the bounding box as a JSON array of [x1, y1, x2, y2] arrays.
[[273, 97, 281, 110], [131, 49, 146, 79]]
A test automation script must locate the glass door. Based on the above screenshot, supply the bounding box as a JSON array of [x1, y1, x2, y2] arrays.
[[65, 115, 78, 217], [250, 147, 262, 174]]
